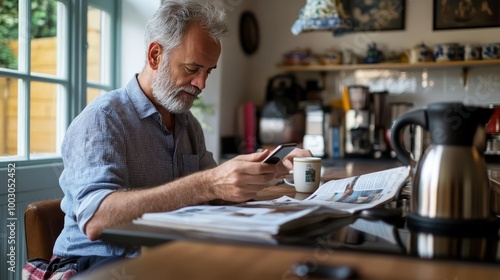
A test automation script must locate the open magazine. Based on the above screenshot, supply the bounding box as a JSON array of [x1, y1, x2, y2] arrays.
[[133, 166, 410, 241]]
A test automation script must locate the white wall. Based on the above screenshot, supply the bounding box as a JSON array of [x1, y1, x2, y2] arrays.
[[120, 0, 160, 83], [218, 1, 252, 135]]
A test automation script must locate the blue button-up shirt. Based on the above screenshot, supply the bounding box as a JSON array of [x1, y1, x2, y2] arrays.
[[53, 75, 217, 257]]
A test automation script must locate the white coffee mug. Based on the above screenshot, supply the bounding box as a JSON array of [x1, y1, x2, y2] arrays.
[[284, 157, 322, 193]]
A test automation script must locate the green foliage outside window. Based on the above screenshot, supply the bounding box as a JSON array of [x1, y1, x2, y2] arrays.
[[0, 0, 57, 69]]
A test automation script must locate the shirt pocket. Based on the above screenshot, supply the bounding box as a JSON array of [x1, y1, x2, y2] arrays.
[[180, 154, 200, 177]]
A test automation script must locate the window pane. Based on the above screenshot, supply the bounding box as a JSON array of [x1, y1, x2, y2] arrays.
[[0, 1, 19, 70], [87, 7, 101, 82], [31, 0, 59, 76], [87, 87, 104, 104], [30, 81, 58, 156], [0, 77, 19, 156], [88, 6, 110, 84]]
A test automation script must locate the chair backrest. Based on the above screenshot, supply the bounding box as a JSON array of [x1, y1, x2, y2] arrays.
[[24, 198, 65, 260]]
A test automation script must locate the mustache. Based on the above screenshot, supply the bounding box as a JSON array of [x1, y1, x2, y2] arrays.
[[177, 85, 201, 97]]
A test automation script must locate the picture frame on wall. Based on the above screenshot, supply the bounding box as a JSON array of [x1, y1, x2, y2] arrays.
[[338, 0, 405, 32], [433, 0, 500, 30]]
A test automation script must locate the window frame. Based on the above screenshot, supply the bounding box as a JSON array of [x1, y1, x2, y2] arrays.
[[0, 0, 120, 167]]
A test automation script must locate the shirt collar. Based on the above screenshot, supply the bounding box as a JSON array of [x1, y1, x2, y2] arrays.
[[125, 74, 189, 128], [125, 74, 158, 120]]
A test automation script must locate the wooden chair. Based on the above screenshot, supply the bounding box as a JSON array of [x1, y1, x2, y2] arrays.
[[24, 198, 65, 260]]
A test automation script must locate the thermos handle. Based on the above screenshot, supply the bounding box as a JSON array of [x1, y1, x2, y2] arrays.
[[390, 108, 428, 166]]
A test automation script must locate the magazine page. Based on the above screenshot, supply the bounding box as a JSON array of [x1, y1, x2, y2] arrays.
[[135, 204, 323, 235], [303, 166, 410, 212], [246, 166, 410, 214], [134, 218, 280, 244]]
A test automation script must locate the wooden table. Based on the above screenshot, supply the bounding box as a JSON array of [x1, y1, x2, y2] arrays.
[[75, 239, 500, 280]]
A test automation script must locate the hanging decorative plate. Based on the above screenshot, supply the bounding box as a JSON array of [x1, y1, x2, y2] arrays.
[[239, 11, 259, 55]]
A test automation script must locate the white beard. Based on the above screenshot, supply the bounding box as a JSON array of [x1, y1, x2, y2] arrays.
[[151, 62, 201, 114]]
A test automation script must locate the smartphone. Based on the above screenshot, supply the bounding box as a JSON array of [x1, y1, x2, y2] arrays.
[[262, 143, 297, 164]]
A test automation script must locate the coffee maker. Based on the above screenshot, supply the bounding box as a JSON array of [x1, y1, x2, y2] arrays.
[[302, 80, 327, 157], [344, 85, 373, 157], [303, 102, 326, 157]]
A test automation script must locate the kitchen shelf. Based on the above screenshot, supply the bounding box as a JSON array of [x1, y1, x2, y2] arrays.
[[278, 59, 500, 72]]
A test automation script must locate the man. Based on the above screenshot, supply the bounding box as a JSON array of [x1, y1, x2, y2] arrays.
[[24, 1, 311, 278]]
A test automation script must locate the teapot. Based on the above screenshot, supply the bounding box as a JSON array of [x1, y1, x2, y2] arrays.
[[364, 43, 383, 64], [390, 103, 496, 231], [405, 43, 433, 64]]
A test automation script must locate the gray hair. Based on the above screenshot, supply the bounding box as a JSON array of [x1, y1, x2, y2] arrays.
[[144, 0, 229, 59]]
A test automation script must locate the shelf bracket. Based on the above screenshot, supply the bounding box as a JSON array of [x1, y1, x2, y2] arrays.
[[462, 67, 468, 87]]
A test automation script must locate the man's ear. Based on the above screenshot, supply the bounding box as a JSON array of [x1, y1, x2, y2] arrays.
[[147, 42, 162, 70]]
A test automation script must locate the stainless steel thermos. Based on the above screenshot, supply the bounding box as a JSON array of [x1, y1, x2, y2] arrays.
[[390, 102, 497, 231]]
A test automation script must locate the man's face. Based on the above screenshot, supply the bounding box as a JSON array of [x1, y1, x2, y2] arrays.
[[152, 23, 221, 114]]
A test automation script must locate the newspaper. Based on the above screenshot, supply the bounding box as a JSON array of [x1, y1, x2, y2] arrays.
[[133, 166, 410, 240], [248, 165, 410, 213]]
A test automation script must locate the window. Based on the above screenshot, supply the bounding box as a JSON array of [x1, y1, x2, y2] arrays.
[[87, 2, 116, 104], [0, 0, 118, 164]]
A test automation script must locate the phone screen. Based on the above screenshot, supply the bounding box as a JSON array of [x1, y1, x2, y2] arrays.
[[262, 143, 297, 164]]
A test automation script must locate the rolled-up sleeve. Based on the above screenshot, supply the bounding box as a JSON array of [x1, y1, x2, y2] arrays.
[[60, 105, 127, 233]]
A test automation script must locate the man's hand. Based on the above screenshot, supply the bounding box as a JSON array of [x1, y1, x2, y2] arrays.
[[276, 148, 313, 179], [207, 150, 277, 202]]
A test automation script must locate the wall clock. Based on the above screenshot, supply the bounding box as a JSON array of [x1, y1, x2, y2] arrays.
[[239, 11, 259, 55]]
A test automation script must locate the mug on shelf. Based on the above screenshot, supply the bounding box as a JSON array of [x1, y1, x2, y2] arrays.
[[433, 43, 460, 62], [284, 157, 322, 193], [482, 43, 500, 60], [406, 43, 433, 64], [463, 44, 481, 60]]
